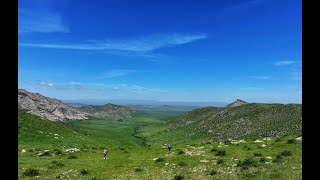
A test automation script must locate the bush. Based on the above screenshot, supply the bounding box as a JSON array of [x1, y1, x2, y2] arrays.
[[244, 145, 251, 151], [216, 149, 226, 156], [253, 152, 262, 157], [173, 174, 184, 180], [155, 158, 164, 162], [56, 162, 64, 167], [177, 149, 184, 155], [178, 161, 187, 167], [80, 169, 89, 176], [134, 167, 143, 172], [238, 158, 258, 169], [280, 150, 292, 157], [22, 168, 39, 177], [272, 155, 283, 163], [51, 160, 58, 164], [287, 139, 296, 144], [224, 139, 232, 145], [260, 157, 267, 163], [275, 138, 281, 142], [211, 148, 217, 152], [54, 149, 62, 155], [217, 159, 224, 164], [67, 154, 77, 159], [208, 170, 217, 175]]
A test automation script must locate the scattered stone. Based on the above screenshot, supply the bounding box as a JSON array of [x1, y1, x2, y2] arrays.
[[263, 137, 271, 140], [254, 140, 264, 143], [21, 149, 26, 153], [200, 160, 209, 163], [266, 156, 272, 159], [165, 163, 169, 165], [152, 158, 159, 161], [54, 134, 59, 136], [261, 144, 267, 147], [296, 137, 302, 140]]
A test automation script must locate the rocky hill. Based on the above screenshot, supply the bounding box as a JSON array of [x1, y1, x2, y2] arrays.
[[77, 103, 135, 120], [148, 103, 302, 143], [226, 99, 248, 107], [18, 89, 89, 121]]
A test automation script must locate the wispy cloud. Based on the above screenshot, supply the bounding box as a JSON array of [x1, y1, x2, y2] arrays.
[[103, 69, 136, 78], [39, 81, 54, 87], [274, 61, 295, 66], [250, 76, 271, 80], [18, 9, 69, 33], [19, 33, 207, 52]]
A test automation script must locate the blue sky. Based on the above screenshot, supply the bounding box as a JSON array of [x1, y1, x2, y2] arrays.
[[18, 0, 302, 104]]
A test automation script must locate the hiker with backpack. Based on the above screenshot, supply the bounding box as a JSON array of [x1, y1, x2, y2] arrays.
[[167, 144, 172, 152], [104, 148, 108, 159]]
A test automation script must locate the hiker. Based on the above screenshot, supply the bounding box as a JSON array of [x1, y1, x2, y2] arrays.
[[167, 144, 172, 152], [104, 148, 108, 159]]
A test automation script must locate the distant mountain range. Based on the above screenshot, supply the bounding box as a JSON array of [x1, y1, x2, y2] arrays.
[[77, 104, 134, 120], [62, 99, 228, 107]]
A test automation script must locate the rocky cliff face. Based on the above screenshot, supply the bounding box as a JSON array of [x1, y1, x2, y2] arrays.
[[18, 89, 89, 121], [77, 103, 135, 120]]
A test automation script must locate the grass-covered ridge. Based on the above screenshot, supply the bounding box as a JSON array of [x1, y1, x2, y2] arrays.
[[140, 103, 302, 145]]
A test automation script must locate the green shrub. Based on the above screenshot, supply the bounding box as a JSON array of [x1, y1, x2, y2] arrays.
[[54, 149, 62, 155], [56, 162, 64, 167], [178, 161, 187, 167], [280, 150, 292, 157], [260, 157, 267, 163], [253, 152, 262, 157], [238, 158, 258, 169], [208, 170, 217, 175], [275, 138, 281, 142], [177, 149, 184, 155], [22, 168, 39, 177], [287, 139, 296, 144], [217, 159, 224, 164], [67, 154, 77, 159], [80, 169, 89, 176], [134, 167, 143, 172], [216, 149, 226, 156], [211, 148, 217, 152], [244, 145, 251, 151], [174, 174, 184, 180], [155, 158, 164, 162], [272, 155, 283, 163]]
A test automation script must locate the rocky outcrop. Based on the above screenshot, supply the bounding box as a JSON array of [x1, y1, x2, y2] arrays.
[[226, 99, 248, 107], [18, 89, 89, 121]]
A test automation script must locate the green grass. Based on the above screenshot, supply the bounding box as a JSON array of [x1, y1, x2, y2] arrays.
[[18, 108, 302, 179]]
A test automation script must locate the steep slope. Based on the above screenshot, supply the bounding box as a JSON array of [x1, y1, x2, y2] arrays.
[[18, 89, 89, 121], [226, 99, 248, 107], [142, 103, 302, 144], [77, 103, 135, 120]]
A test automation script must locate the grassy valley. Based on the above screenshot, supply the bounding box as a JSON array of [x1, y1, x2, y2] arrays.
[[18, 102, 302, 179]]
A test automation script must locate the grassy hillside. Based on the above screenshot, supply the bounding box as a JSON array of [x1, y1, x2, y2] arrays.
[[18, 105, 302, 179], [140, 103, 302, 145]]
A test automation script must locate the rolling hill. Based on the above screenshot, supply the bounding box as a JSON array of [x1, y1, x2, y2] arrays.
[[141, 102, 302, 144]]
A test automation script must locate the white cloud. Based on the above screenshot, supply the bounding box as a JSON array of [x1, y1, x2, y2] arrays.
[[274, 61, 295, 66], [103, 70, 136, 78], [39, 82, 54, 87], [19, 33, 207, 52], [18, 9, 69, 33]]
